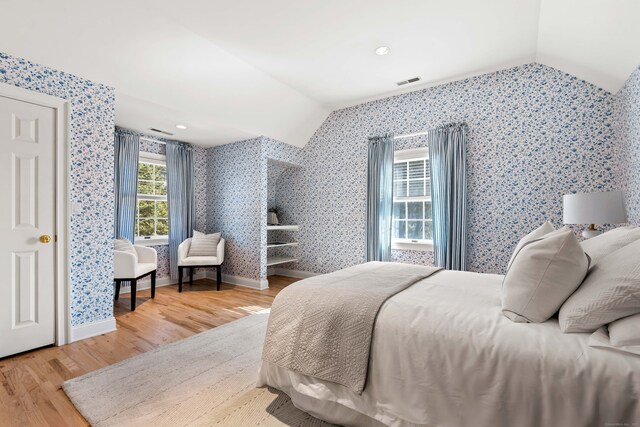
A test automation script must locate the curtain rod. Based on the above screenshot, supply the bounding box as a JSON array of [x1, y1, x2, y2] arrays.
[[394, 131, 428, 140], [140, 136, 166, 145]]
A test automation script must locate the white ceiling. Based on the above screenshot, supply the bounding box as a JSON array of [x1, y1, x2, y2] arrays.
[[536, 0, 640, 94], [1, 0, 638, 147]]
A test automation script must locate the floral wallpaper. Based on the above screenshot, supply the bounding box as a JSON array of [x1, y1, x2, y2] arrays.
[[206, 63, 619, 279], [207, 138, 263, 280], [273, 63, 616, 274], [0, 52, 116, 326], [614, 65, 640, 224]]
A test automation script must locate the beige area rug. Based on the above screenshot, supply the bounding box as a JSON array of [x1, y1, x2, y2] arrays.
[[63, 311, 334, 427]]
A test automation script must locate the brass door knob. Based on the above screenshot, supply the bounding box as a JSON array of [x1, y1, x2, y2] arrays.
[[39, 235, 51, 243]]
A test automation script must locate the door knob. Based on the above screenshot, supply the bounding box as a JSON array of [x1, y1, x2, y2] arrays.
[[39, 235, 51, 243]]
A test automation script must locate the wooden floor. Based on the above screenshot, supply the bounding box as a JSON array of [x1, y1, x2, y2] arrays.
[[0, 276, 296, 427]]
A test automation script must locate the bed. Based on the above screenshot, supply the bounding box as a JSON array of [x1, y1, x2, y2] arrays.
[[257, 266, 640, 427]]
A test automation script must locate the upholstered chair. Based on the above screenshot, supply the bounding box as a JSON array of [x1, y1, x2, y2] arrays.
[[177, 237, 225, 292], [114, 240, 157, 311]]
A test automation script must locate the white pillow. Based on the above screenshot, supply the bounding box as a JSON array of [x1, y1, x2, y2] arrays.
[[609, 313, 640, 347], [114, 238, 137, 260], [188, 233, 221, 257], [193, 230, 205, 237], [507, 221, 555, 271], [502, 227, 590, 323], [559, 239, 640, 333], [580, 226, 640, 266], [588, 327, 640, 357]]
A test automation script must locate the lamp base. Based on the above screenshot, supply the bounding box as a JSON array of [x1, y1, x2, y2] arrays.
[[582, 225, 601, 239]]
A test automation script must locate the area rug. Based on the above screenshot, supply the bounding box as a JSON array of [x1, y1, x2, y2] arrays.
[[63, 311, 333, 426]]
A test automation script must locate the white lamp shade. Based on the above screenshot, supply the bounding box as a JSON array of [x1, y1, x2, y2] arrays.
[[563, 191, 627, 225]]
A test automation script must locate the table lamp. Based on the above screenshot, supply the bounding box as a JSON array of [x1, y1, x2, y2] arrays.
[[563, 191, 627, 238]]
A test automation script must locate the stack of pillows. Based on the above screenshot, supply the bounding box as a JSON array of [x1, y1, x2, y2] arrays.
[[502, 223, 640, 356]]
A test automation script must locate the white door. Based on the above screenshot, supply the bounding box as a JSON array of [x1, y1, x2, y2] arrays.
[[0, 95, 56, 358]]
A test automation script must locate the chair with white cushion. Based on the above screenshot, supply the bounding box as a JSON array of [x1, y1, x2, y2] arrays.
[[114, 238, 158, 311], [177, 233, 225, 292]]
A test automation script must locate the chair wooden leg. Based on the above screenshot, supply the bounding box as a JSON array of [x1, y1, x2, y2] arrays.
[[114, 280, 121, 300], [178, 267, 183, 292], [216, 265, 222, 291], [189, 267, 194, 286], [151, 271, 156, 298], [131, 280, 137, 311]]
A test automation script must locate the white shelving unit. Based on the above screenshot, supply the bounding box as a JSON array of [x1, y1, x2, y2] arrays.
[[264, 157, 302, 277], [266, 224, 299, 268]]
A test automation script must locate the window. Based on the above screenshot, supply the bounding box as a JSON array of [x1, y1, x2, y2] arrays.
[[392, 148, 432, 249], [136, 152, 168, 244]]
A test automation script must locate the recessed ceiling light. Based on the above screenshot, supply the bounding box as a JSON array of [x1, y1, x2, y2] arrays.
[[175, 124, 187, 130], [375, 46, 390, 56]]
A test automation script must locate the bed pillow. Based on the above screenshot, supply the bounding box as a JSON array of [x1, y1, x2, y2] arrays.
[[588, 327, 640, 357], [188, 233, 221, 257], [608, 313, 640, 347], [502, 227, 590, 323], [114, 238, 137, 260], [580, 226, 640, 266], [559, 239, 640, 333], [507, 221, 555, 271]]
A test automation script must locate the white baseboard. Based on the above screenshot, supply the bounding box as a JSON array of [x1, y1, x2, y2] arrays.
[[272, 268, 319, 279], [117, 272, 207, 294], [204, 271, 269, 290], [70, 317, 117, 343]]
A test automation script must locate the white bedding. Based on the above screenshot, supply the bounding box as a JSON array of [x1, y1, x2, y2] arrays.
[[257, 270, 640, 427]]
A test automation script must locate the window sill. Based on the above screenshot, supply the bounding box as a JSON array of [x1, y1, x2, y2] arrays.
[[135, 237, 169, 247], [392, 241, 433, 252]]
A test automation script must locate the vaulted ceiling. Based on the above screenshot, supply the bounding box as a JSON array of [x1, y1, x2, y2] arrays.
[[1, 0, 638, 147]]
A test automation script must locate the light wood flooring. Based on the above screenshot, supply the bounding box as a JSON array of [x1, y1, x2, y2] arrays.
[[0, 276, 296, 426]]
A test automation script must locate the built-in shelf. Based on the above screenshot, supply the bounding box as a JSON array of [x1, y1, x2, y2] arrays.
[[267, 225, 300, 231], [267, 242, 299, 248], [266, 256, 298, 267]]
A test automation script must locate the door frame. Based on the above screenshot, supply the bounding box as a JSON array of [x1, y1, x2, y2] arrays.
[[0, 82, 71, 346]]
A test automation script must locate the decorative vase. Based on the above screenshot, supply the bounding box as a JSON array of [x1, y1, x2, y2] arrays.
[[267, 212, 279, 225]]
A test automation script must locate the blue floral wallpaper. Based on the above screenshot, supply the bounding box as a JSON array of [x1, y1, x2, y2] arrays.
[[0, 52, 116, 326], [614, 65, 640, 224], [207, 138, 263, 280], [273, 63, 616, 274]]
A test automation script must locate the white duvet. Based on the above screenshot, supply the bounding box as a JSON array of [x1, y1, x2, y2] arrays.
[[257, 270, 640, 427]]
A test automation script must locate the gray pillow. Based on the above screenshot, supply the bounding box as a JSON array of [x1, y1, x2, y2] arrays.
[[188, 233, 221, 257], [502, 228, 590, 323], [559, 239, 640, 333]]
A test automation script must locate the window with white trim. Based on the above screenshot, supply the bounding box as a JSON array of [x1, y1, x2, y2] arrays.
[[392, 148, 432, 248], [135, 152, 168, 242]]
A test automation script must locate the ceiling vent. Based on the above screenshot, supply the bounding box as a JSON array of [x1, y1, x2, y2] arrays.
[[149, 127, 174, 136], [396, 76, 421, 86]]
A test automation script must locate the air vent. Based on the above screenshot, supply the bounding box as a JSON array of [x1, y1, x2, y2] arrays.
[[149, 127, 175, 136], [396, 76, 421, 86]]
